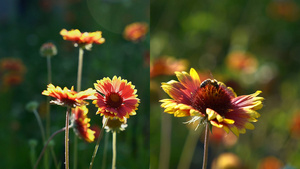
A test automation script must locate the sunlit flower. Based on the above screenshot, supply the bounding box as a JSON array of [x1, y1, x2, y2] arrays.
[[226, 51, 258, 74], [42, 84, 96, 107], [72, 106, 95, 142], [211, 153, 242, 169], [103, 116, 128, 132], [93, 76, 139, 121], [123, 22, 148, 42], [150, 56, 188, 78], [60, 29, 105, 48], [160, 68, 263, 136], [40, 42, 57, 57]]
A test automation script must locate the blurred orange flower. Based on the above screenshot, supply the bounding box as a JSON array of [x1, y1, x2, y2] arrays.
[[72, 106, 95, 142], [93, 76, 140, 121], [258, 156, 283, 169], [42, 84, 96, 107], [267, 0, 300, 21], [0, 58, 26, 88], [150, 56, 188, 78], [290, 114, 300, 138], [226, 51, 258, 74], [123, 22, 148, 42], [160, 68, 263, 136], [60, 29, 105, 46], [0, 58, 26, 73]]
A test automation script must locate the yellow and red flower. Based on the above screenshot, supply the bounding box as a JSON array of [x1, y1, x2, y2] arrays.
[[72, 106, 95, 142], [123, 22, 148, 42], [42, 84, 96, 107], [160, 68, 263, 136], [60, 29, 105, 45], [93, 76, 139, 121]]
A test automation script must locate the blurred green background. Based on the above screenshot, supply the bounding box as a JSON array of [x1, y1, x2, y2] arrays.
[[0, 0, 149, 168], [150, 0, 300, 169]]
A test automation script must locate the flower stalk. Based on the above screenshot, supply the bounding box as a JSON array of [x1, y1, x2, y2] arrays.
[[202, 122, 209, 169], [34, 127, 67, 169], [65, 108, 70, 169], [89, 119, 108, 169], [112, 131, 117, 169], [74, 47, 84, 169]]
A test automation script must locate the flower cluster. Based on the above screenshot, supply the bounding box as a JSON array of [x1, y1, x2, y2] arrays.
[[160, 68, 263, 136]]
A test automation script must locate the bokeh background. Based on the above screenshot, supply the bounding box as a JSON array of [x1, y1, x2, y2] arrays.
[[150, 0, 300, 169], [0, 0, 149, 168]]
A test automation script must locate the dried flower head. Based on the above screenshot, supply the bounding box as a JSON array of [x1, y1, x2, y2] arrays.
[[40, 42, 57, 57], [123, 22, 148, 42], [93, 76, 140, 121], [103, 117, 128, 132], [72, 106, 95, 142], [42, 84, 96, 107], [160, 68, 263, 136]]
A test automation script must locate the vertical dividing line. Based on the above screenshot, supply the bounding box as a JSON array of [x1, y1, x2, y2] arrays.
[[74, 47, 84, 169], [112, 131, 117, 169], [202, 123, 209, 169]]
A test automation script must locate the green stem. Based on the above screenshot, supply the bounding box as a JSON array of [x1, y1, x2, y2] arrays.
[[33, 109, 46, 143], [34, 127, 67, 169], [74, 47, 84, 169], [202, 122, 209, 169], [177, 127, 202, 169], [65, 108, 70, 169], [101, 132, 109, 169], [77, 47, 84, 92], [112, 131, 117, 169], [89, 119, 108, 169], [45, 56, 52, 169], [159, 113, 172, 169]]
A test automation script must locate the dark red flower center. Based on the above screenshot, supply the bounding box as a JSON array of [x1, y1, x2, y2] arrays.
[[191, 81, 232, 116], [106, 92, 123, 108]]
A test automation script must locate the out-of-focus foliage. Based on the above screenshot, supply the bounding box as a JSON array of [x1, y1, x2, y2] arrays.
[[0, 0, 149, 168], [151, 0, 300, 168]]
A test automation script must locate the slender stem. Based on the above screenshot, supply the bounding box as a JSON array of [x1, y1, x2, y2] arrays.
[[46, 56, 52, 169], [74, 47, 84, 169], [77, 48, 84, 92], [101, 132, 109, 169], [34, 127, 66, 169], [112, 131, 117, 169], [33, 109, 46, 143], [89, 119, 108, 169], [33, 109, 48, 169], [202, 122, 209, 169], [65, 108, 70, 169]]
